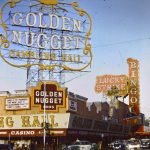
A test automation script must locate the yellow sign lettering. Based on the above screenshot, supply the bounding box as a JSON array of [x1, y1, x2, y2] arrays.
[[21, 116, 31, 127], [6, 117, 14, 128], [0, 117, 4, 128], [32, 116, 41, 127]]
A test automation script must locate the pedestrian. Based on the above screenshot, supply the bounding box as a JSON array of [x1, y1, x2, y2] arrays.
[[13, 143, 17, 150], [30, 141, 34, 150], [8, 141, 14, 150], [98, 141, 102, 150], [16, 142, 21, 150], [22, 144, 29, 150], [30, 141, 37, 150]]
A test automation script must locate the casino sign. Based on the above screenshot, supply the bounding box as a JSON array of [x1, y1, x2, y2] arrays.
[[31, 82, 67, 112], [0, 0, 92, 71]]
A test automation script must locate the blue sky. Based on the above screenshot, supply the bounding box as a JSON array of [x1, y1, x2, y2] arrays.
[[0, 0, 150, 117]]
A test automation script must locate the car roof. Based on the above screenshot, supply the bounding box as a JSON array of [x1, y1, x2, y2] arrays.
[[75, 140, 90, 142], [141, 139, 150, 141]]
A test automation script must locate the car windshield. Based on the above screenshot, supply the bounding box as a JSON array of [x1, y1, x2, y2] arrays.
[[113, 140, 123, 144], [114, 142, 121, 144], [141, 139, 150, 142], [73, 142, 80, 145], [128, 140, 139, 144], [73, 141, 91, 145]]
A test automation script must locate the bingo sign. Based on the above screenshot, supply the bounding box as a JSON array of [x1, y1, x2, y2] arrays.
[[0, 0, 92, 71], [31, 82, 67, 112], [127, 58, 140, 115]]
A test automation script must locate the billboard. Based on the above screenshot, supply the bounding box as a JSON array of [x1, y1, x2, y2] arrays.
[[0, 0, 92, 71]]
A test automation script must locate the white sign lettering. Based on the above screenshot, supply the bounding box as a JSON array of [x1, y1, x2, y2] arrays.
[[5, 97, 30, 110]]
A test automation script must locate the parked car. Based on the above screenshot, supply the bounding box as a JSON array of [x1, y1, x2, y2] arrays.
[[112, 140, 126, 150], [108, 140, 126, 150], [125, 139, 141, 150], [108, 141, 115, 149], [63, 140, 98, 150], [140, 139, 150, 149], [63, 145, 80, 150]]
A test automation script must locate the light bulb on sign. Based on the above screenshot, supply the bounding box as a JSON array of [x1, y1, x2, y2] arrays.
[[38, 0, 58, 5]]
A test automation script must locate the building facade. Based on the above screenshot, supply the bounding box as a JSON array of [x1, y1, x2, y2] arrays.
[[0, 82, 130, 149]]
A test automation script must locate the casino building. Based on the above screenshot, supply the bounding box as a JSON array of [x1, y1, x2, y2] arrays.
[[0, 81, 130, 149]]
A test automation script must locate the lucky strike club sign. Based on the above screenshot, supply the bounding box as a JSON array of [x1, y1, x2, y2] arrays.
[[31, 82, 67, 111], [95, 74, 128, 96], [0, 0, 92, 71]]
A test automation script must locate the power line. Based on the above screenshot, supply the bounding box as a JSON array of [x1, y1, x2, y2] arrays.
[[93, 37, 150, 48]]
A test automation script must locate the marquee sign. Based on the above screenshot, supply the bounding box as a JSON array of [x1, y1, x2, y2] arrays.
[[31, 82, 67, 112], [0, 129, 67, 137], [121, 116, 142, 126], [0, 0, 92, 71], [5, 97, 30, 110]]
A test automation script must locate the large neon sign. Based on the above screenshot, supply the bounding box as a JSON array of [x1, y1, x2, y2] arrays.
[[127, 58, 140, 115], [0, 0, 92, 71]]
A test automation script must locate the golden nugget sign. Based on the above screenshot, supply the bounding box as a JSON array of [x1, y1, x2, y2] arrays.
[[0, 0, 92, 71], [31, 82, 67, 112], [95, 75, 128, 96]]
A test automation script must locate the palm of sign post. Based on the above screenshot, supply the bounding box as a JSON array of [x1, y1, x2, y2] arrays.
[[106, 86, 120, 118]]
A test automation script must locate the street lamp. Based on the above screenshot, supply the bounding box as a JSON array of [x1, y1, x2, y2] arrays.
[[43, 81, 47, 150], [42, 81, 51, 150]]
